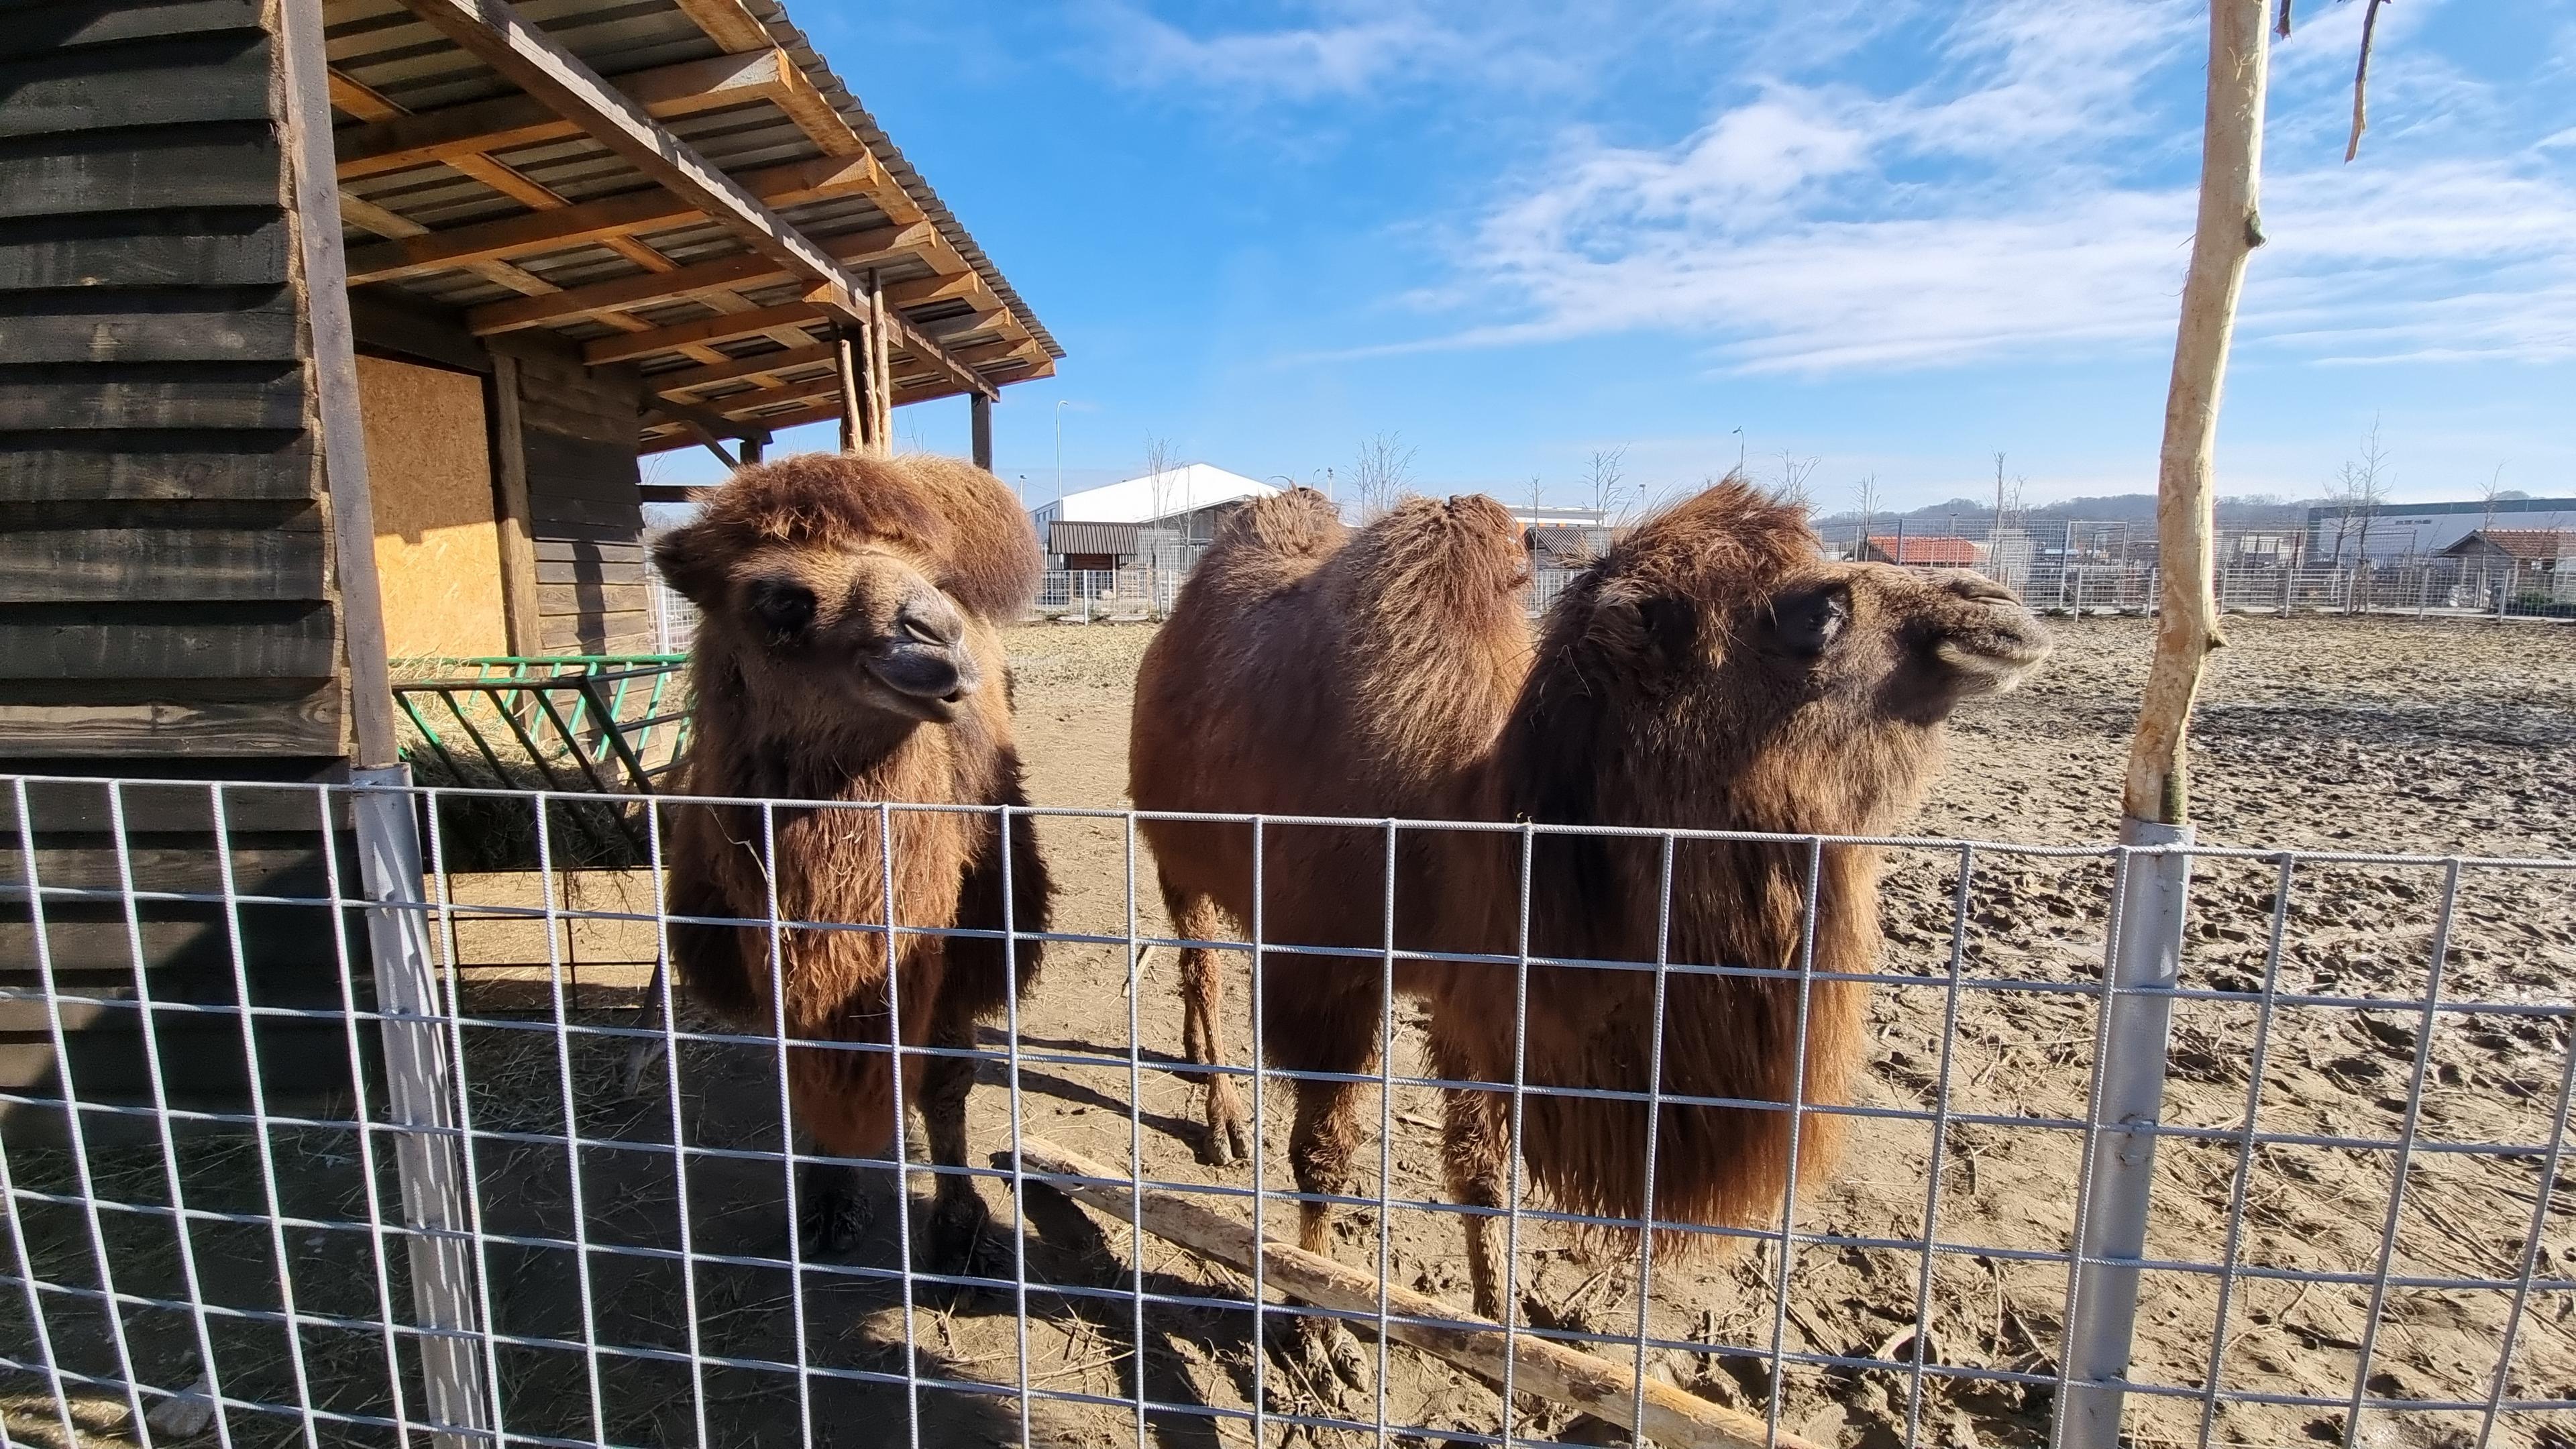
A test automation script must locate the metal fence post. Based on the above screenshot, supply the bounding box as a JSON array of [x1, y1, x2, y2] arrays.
[[351, 765, 492, 1448], [2055, 818, 2192, 1449]]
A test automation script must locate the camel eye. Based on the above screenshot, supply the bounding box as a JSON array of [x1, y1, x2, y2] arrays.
[[1771, 585, 1848, 659], [747, 579, 816, 640]]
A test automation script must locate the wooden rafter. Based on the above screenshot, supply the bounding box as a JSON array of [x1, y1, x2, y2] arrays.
[[392, 0, 867, 309], [582, 301, 826, 364], [643, 343, 835, 396], [643, 376, 959, 439], [386, 0, 1002, 398], [653, 339, 1042, 423], [638, 363, 1044, 452], [463, 221, 928, 335], [343, 154, 873, 284], [668, 0, 772, 52], [580, 270, 991, 366], [328, 63, 722, 352], [335, 50, 794, 179]]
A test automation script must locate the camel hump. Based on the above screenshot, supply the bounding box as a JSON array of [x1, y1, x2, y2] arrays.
[[1338, 492, 1531, 607], [1210, 486, 1347, 563]]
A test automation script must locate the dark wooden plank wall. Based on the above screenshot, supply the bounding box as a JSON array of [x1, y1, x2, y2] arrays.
[[504, 346, 656, 655], [0, 0, 354, 1126]]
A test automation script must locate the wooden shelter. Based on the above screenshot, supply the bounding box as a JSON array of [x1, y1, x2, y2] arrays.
[[0, 0, 1059, 1118]]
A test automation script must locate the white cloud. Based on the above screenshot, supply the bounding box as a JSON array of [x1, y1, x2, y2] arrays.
[[1088, 5, 1464, 100], [1407, 0, 2576, 373]]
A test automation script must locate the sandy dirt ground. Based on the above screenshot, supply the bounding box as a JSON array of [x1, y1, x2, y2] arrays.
[[5, 614, 2572, 1449]]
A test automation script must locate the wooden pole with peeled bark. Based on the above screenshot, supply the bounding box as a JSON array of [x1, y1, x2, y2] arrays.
[[2060, 11, 2271, 1448], [2123, 0, 2269, 828]]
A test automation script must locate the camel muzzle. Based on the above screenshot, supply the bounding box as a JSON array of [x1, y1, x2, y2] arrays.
[[867, 642, 979, 720]]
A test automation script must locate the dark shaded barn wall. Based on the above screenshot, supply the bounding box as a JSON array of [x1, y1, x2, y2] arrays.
[[0, 0, 354, 1125], [501, 345, 653, 655]]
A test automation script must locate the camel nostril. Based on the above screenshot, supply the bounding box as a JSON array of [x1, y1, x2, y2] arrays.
[[897, 599, 965, 648]]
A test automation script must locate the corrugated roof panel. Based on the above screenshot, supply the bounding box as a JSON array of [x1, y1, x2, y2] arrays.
[[319, 0, 1057, 384], [735, 0, 1060, 360], [1049, 523, 1140, 556]]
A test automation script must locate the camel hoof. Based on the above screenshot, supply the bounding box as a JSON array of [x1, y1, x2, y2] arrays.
[[1202, 1105, 1250, 1169], [1265, 1314, 1374, 1410], [797, 1184, 867, 1258], [926, 1189, 994, 1280]]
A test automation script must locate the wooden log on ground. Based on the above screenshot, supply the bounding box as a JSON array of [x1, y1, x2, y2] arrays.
[[1018, 1136, 1818, 1449]]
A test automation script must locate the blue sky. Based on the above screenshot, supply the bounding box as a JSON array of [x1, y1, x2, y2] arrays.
[[651, 1, 2576, 515]]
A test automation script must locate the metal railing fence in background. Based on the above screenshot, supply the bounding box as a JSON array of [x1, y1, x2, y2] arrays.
[[0, 772, 2569, 1449], [1031, 567, 1183, 621], [388, 658, 692, 867], [1039, 554, 2572, 626]]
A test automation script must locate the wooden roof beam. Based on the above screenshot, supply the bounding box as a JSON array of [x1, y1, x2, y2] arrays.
[[641, 369, 1039, 451], [674, 341, 1038, 417], [584, 271, 993, 366], [584, 301, 824, 365], [654, 392, 773, 445], [464, 220, 929, 335], [669, 0, 773, 52], [335, 50, 793, 179], [645, 341, 836, 396], [388, 0, 881, 327], [343, 152, 873, 284]]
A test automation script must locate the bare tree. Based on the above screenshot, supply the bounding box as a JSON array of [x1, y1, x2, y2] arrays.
[[1350, 432, 1416, 521], [2334, 419, 2391, 562], [1528, 476, 1545, 511], [2477, 464, 2506, 535], [1772, 448, 1819, 509], [1582, 445, 1628, 522], [1851, 475, 1880, 561], [1142, 435, 1181, 529]]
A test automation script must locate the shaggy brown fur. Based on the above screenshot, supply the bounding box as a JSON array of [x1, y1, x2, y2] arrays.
[[655, 452, 1051, 1262], [1131, 490, 1532, 1169], [1131, 477, 2049, 1322]]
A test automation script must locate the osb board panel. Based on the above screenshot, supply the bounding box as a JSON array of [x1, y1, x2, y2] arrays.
[[358, 354, 507, 660]]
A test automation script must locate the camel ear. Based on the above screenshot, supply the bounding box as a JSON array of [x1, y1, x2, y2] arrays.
[[652, 519, 734, 609], [1585, 582, 1698, 673], [1638, 595, 1697, 665]]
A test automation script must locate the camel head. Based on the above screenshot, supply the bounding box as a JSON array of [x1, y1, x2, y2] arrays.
[[1505, 477, 2049, 838], [653, 453, 1042, 731]]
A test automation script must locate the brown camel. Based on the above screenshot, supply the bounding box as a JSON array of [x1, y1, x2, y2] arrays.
[[653, 452, 1051, 1266], [1130, 478, 2048, 1370]]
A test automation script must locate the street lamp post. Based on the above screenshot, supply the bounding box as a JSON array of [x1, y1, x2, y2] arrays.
[[1055, 399, 1069, 503]]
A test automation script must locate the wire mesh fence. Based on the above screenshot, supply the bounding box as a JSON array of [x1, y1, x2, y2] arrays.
[[1, 773, 2570, 1449], [1036, 555, 2571, 630]]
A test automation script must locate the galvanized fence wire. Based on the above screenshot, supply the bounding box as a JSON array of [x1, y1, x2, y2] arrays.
[[0, 773, 2571, 1449]]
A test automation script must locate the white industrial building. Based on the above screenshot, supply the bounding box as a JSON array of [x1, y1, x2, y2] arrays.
[[2304, 497, 2576, 563], [1029, 464, 1278, 570]]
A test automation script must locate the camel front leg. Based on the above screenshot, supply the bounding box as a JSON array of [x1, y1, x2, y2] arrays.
[[1267, 973, 1383, 1403], [917, 991, 992, 1277], [1440, 1074, 1513, 1324], [788, 1044, 898, 1258], [1165, 885, 1251, 1167]]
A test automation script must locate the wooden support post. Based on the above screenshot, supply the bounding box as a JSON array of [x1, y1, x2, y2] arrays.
[[1017, 1137, 1817, 1449], [281, 0, 398, 768], [486, 355, 545, 655], [868, 269, 894, 450], [835, 326, 864, 455], [970, 390, 994, 472]]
